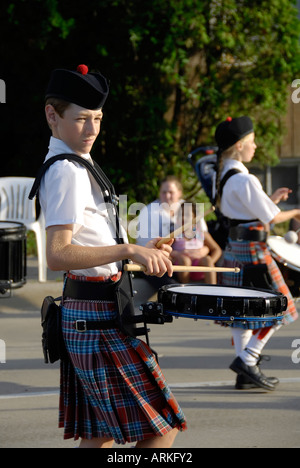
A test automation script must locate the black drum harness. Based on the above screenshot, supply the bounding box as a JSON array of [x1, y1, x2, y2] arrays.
[[29, 154, 170, 351]]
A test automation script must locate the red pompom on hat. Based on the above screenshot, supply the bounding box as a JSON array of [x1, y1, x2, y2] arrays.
[[226, 116, 232, 122], [77, 64, 89, 75]]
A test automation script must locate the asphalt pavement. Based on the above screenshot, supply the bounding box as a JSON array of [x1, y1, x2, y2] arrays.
[[0, 258, 299, 448]]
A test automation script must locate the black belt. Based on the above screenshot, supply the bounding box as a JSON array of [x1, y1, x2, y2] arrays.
[[72, 319, 117, 332], [64, 276, 118, 301], [229, 226, 268, 242], [64, 277, 120, 332]]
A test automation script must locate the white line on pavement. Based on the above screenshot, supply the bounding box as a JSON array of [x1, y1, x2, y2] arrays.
[[0, 378, 300, 400]]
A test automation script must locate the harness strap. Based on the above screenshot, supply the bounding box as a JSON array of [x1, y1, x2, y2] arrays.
[[219, 168, 241, 199], [30, 154, 138, 339]]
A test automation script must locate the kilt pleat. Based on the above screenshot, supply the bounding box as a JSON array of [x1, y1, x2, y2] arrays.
[[58, 293, 187, 444], [219, 223, 298, 329]]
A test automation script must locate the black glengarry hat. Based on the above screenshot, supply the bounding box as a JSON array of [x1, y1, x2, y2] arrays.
[[45, 64, 109, 109], [215, 116, 254, 153]]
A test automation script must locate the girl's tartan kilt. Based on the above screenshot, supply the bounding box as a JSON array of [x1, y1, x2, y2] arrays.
[[219, 224, 298, 330], [58, 277, 187, 444]]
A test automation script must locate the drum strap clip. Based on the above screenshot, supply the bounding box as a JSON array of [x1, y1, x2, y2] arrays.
[[139, 302, 173, 325]]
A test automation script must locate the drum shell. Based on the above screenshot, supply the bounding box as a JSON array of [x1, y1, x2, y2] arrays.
[[0, 221, 27, 288], [158, 284, 287, 320]]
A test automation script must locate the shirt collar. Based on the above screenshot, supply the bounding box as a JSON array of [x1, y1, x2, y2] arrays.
[[221, 158, 249, 176], [45, 137, 91, 162]]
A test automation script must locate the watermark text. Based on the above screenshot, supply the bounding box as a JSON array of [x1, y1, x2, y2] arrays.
[[291, 79, 300, 104], [118, 198, 205, 243], [0, 339, 6, 363], [291, 339, 300, 364], [0, 79, 6, 103]]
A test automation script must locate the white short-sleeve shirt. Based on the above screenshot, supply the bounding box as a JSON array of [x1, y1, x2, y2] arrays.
[[220, 159, 280, 224], [39, 137, 123, 277]]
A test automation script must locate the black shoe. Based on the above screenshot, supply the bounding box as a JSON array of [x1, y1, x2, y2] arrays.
[[235, 373, 279, 390], [235, 374, 257, 390], [257, 355, 280, 386], [230, 357, 275, 391], [266, 376, 279, 386]]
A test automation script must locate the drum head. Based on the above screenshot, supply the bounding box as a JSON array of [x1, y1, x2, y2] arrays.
[[267, 236, 300, 272], [167, 285, 277, 298]]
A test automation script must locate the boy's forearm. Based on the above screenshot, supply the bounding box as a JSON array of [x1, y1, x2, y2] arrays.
[[47, 242, 132, 271], [46, 225, 173, 276]]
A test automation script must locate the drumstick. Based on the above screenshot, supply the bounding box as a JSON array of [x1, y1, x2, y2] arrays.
[[124, 264, 240, 273], [156, 206, 215, 248]]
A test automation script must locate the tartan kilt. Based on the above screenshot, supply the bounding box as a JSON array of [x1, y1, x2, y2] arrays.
[[58, 279, 187, 444], [219, 225, 298, 330]]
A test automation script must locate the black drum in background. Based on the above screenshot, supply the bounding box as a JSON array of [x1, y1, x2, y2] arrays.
[[0, 221, 26, 289]]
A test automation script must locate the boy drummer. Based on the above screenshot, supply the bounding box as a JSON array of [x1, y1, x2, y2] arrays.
[[39, 64, 187, 448]]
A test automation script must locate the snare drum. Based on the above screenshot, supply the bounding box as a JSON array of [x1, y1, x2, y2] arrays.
[[157, 284, 287, 325], [267, 236, 300, 297], [0, 221, 27, 289]]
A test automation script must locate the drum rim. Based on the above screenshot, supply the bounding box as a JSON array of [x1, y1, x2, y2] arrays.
[[0, 220, 26, 232]]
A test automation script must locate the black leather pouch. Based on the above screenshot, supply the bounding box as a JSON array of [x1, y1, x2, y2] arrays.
[[41, 296, 67, 364]]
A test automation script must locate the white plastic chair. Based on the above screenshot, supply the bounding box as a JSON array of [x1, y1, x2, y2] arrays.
[[0, 177, 47, 282]]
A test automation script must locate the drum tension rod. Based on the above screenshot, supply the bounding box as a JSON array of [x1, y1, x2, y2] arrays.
[[216, 297, 226, 315]]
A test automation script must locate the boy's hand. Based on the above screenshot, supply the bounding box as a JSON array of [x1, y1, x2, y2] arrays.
[[130, 238, 174, 277]]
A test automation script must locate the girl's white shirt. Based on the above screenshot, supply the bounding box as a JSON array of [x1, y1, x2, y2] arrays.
[[220, 159, 280, 224]]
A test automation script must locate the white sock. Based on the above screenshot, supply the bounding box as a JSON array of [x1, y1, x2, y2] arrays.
[[231, 328, 253, 356], [239, 324, 282, 366]]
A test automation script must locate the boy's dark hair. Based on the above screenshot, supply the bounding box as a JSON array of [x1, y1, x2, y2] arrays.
[[45, 97, 71, 117]]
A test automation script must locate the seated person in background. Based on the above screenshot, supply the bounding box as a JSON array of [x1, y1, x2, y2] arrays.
[[171, 202, 222, 284], [136, 176, 184, 247], [136, 175, 184, 289]]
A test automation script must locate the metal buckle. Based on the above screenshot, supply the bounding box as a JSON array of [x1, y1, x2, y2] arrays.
[[75, 320, 87, 332]]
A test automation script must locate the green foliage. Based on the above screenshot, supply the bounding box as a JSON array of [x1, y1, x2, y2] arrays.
[[1, 0, 300, 206], [26, 230, 37, 257]]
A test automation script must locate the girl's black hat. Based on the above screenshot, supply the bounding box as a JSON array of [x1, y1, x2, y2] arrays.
[[215, 116, 254, 153], [45, 64, 109, 109]]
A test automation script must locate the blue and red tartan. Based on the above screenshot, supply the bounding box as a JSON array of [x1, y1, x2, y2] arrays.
[[58, 275, 187, 444], [219, 222, 298, 329]]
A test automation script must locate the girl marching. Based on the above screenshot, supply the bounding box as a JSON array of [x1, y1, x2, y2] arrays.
[[214, 116, 299, 390]]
